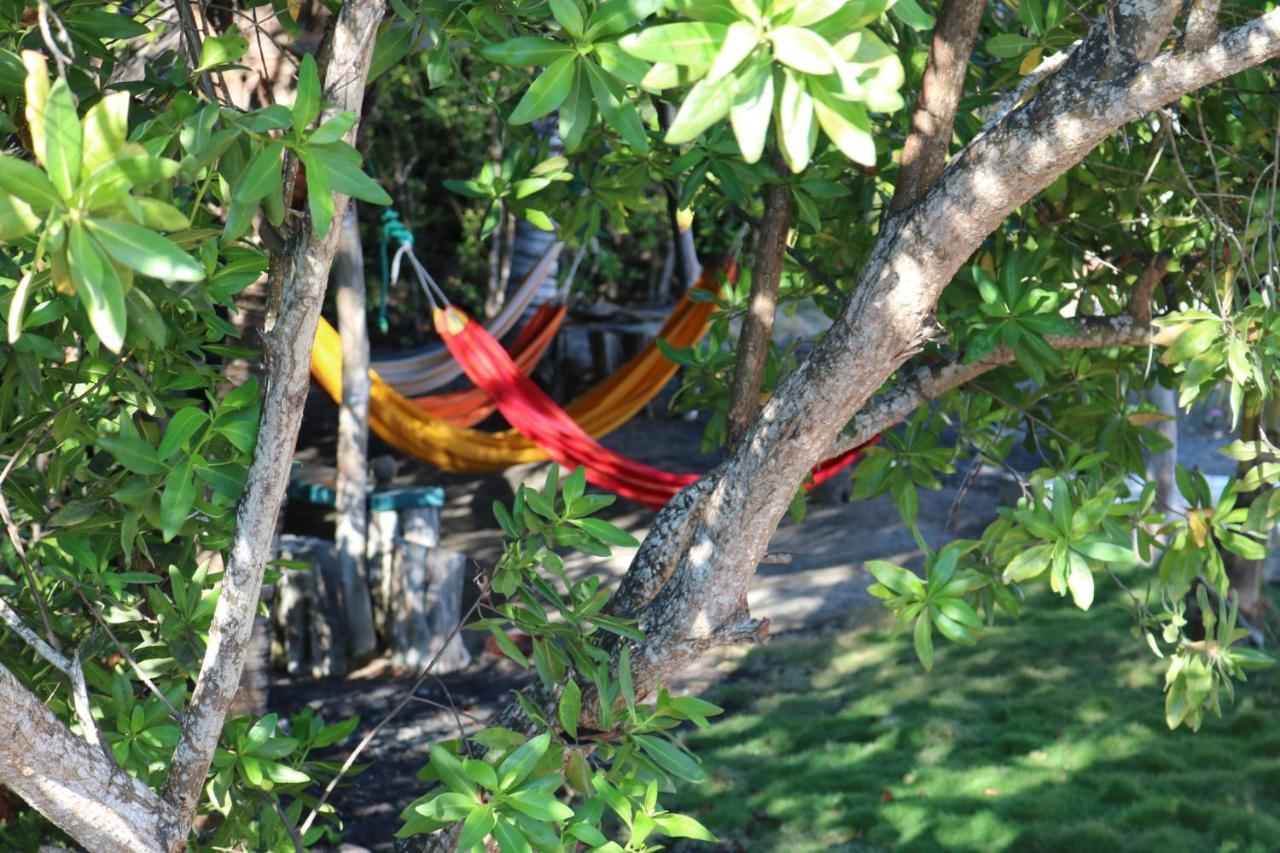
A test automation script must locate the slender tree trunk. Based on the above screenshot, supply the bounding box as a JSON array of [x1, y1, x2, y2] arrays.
[[889, 0, 988, 214], [334, 205, 378, 660], [725, 173, 791, 444], [1226, 399, 1279, 624], [161, 0, 387, 838]]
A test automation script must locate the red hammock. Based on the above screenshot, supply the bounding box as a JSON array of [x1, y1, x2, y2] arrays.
[[411, 303, 566, 426], [433, 305, 876, 509]]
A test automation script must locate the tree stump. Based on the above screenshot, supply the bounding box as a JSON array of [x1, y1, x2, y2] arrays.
[[273, 534, 348, 678], [387, 545, 471, 673]]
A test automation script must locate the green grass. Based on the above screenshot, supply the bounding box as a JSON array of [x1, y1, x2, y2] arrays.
[[669, 584, 1280, 853]]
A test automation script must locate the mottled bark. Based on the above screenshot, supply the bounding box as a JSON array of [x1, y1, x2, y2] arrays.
[[0, 661, 178, 852], [334, 205, 378, 660], [725, 176, 792, 444], [889, 0, 988, 214], [161, 0, 386, 839]]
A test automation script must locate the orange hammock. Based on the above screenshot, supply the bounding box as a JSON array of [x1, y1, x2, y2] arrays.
[[410, 303, 567, 427], [431, 303, 875, 509], [310, 264, 730, 473]]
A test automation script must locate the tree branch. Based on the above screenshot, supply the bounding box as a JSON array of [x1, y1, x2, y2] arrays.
[[1185, 0, 1222, 50], [889, 0, 989, 214], [829, 314, 1180, 457], [726, 173, 792, 444], [0, 660, 177, 852], [161, 0, 387, 839], [605, 2, 1280, 719]]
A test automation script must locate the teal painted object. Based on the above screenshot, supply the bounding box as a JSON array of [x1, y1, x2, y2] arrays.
[[286, 480, 444, 510]]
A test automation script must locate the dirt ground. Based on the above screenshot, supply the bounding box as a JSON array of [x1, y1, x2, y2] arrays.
[[274, 366, 1245, 851]]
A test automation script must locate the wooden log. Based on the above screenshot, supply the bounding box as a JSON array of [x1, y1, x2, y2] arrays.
[[333, 206, 378, 661]]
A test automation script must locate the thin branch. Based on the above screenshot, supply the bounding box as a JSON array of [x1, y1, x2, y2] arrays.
[[829, 314, 1180, 458], [726, 169, 792, 444], [890, 0, 989, 214], [297, 571, 492, 837], [1186, 0, 1222, 50], [0, 595, 71, 675]]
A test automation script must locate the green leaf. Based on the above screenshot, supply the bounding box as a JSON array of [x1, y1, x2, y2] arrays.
[[368, 24, 415, 83], [634, 734, 705, 782], [768, 26, 838, 76], [776, 69, 815, 172], [549, 0, 586, 39], [730, 60, 774, 163], [463, 758, 499, 791], [811, 84, 876, 165], [197, 32, 249, 71], [782, 0, 849, 27], [913, 614, 934, 670], [575, 517, 639, 547], [559, 66, 593, 152], [81, 91, 130, 178], [43, 79, 81, 199], [85, 219, 205, 282], [159, 408, 209, 458], [297, 149, 334, 238], [583, 60, 650, 151], [430, 744, 479, 796], [1063, 551, 1093, 609], [707, 21, 760, 82], [558, 679, 582, 739], [509, 55, 577, 125], [160, 457, 197, 541], [0, 154, 60, 211], [97, 435, 165, 475], [1002, 543, 1051, 583], [499, 733, 551, 789], [506, 789, 575, 823], [891, 0, 935, 29], [666, 76, 733, 144], [294, 53, 321, 130], [305, 143, 393, 205], [0, 194, 39, 241], [587, 0, 665, 39], [482, 37, 572, 67], [654, 812, 717, 841], [1075, 540, 1134, 564], [457, 804, 496, 852], [492, 817, 533, 853], [986, 33, 1039, 59], [67, 224, 126, 352], [309, 111, 357, 145], [620, 22, 726, 66]]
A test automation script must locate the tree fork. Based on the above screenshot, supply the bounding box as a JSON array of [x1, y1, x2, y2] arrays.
[[726, 171, 792, 444]]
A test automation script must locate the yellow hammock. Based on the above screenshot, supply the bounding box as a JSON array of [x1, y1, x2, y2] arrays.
[[310, 263, 730, 473]]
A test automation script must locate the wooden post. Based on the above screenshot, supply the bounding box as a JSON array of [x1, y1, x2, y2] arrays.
[[333, 205, 378, 661]]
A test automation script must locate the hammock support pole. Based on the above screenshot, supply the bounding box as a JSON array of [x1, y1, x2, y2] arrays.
[[334, 206, 378, 661]]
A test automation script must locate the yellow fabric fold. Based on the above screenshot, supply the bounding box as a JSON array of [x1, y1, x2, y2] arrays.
[[310, 288, 719, 473]]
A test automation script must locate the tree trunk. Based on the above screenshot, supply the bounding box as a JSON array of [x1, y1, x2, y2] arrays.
[[726, 174, 791, 444], [334, 205, 378, 661], [161, 0, 387, 838], [0, 661, 178, 852]]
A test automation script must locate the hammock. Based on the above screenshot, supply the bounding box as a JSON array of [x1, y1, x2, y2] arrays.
[[410, 303, 566, 427], [310, 263, 731, 473], [431, 302, 873, 508], [371, 243, 563, 395]]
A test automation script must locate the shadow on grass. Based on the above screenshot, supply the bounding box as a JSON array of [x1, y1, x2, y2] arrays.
[[669, 586, 1280, 853]]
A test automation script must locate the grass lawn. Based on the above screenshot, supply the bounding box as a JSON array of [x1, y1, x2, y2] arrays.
[[669, 583, 1280, 852]]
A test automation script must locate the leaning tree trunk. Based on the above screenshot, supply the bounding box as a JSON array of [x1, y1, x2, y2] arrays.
[[409, 8, 1280, 853]]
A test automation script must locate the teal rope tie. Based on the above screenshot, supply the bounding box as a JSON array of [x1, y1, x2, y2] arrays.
[[377, 209, 414, 334]]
